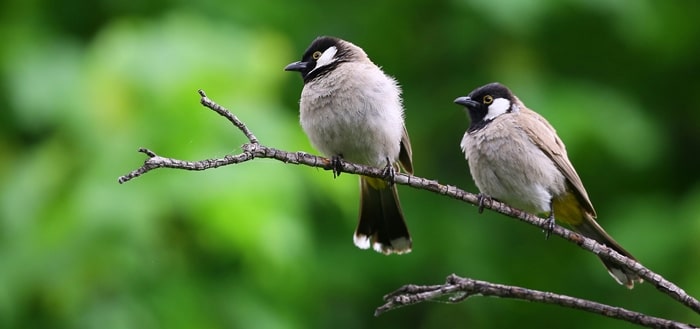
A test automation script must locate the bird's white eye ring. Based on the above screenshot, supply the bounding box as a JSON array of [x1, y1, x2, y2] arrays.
[[312, 51, 322, 60], [483, 95, 494, 105]]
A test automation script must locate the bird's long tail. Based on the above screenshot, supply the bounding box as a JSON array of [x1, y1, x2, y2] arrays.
[[573, 214, 643, 289], [354, 176, 412, 255]]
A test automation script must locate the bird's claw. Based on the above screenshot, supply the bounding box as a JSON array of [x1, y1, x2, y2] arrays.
[[477, 193, 491, 214], [381, 158, 396, 186], [331, 155, 343, 178], [544, 213, 555, 239]]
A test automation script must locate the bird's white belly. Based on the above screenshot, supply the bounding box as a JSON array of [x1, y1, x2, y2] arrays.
[[299, 80, 402, 168], [462, 127, 565, 214]]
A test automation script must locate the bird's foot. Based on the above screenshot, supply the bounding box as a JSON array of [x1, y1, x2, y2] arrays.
[[381, 158, 396, 186], [543, 213, 556, 240], [477, 193, 491, 214], [331, 155, 344, 178]]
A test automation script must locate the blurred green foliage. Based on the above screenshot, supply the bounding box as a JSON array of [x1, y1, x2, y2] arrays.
[[1, 0, 699, 328]]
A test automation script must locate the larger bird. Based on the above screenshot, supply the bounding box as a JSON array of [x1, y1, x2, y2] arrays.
[[285, 36, 413, 255], [454, 82, 642, 288]]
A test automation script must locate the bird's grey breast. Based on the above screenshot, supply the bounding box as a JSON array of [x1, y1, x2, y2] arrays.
[[299, 63, 402, 166], [462, 114, 564, 213]]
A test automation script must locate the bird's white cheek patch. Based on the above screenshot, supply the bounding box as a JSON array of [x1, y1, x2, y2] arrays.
[[485, 98, 511, 120], [314, 46, 338, 69], [510, 103, 520, 113]]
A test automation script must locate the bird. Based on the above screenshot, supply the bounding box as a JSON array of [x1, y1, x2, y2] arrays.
[[454, 82, 642, 288], [285, 36, 413, 255]]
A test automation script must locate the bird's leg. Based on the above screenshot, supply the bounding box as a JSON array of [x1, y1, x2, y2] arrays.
[[476, 193, 491, 214], [381, 157, 396, 186], [331, 155, 344, 178], [544, 201, 556, 240]]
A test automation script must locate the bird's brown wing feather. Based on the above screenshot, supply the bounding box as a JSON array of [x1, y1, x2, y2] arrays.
[[518, 107, 596, 217], [398, 125, 413, 174], [519, 107, 642, 287]]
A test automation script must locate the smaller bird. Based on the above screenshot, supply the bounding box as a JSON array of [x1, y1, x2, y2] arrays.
[[285, 36, 413, 255], [454, 82, 642, 288]]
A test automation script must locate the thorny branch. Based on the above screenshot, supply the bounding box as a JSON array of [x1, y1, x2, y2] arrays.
[[118, 90, 699, 328]]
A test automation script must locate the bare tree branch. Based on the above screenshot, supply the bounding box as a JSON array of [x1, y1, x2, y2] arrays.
[[117, 90, 700, 327], [376, 274, 697, 329]]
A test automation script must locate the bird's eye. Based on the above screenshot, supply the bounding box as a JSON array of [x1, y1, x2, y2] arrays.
[[483, 95, 494, 104], [312, 51, 322, 60]]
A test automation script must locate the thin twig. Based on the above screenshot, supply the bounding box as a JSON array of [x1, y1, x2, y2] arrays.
[[117, 90, 700, 326], [375, 274, 697, 329], [198, 89, 259, 144], [117, 147, 256, 184]]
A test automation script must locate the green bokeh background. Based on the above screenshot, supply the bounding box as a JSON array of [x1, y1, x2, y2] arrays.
[[1, 0, 699, 328]]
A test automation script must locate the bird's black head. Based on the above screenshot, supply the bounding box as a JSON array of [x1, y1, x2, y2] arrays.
[[454, 82, 518, 132], [284, 36, 352, 83]]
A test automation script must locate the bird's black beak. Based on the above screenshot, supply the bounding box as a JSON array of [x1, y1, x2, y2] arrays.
[[454, 96, 479, 108], [284, 61, 308, 72]]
